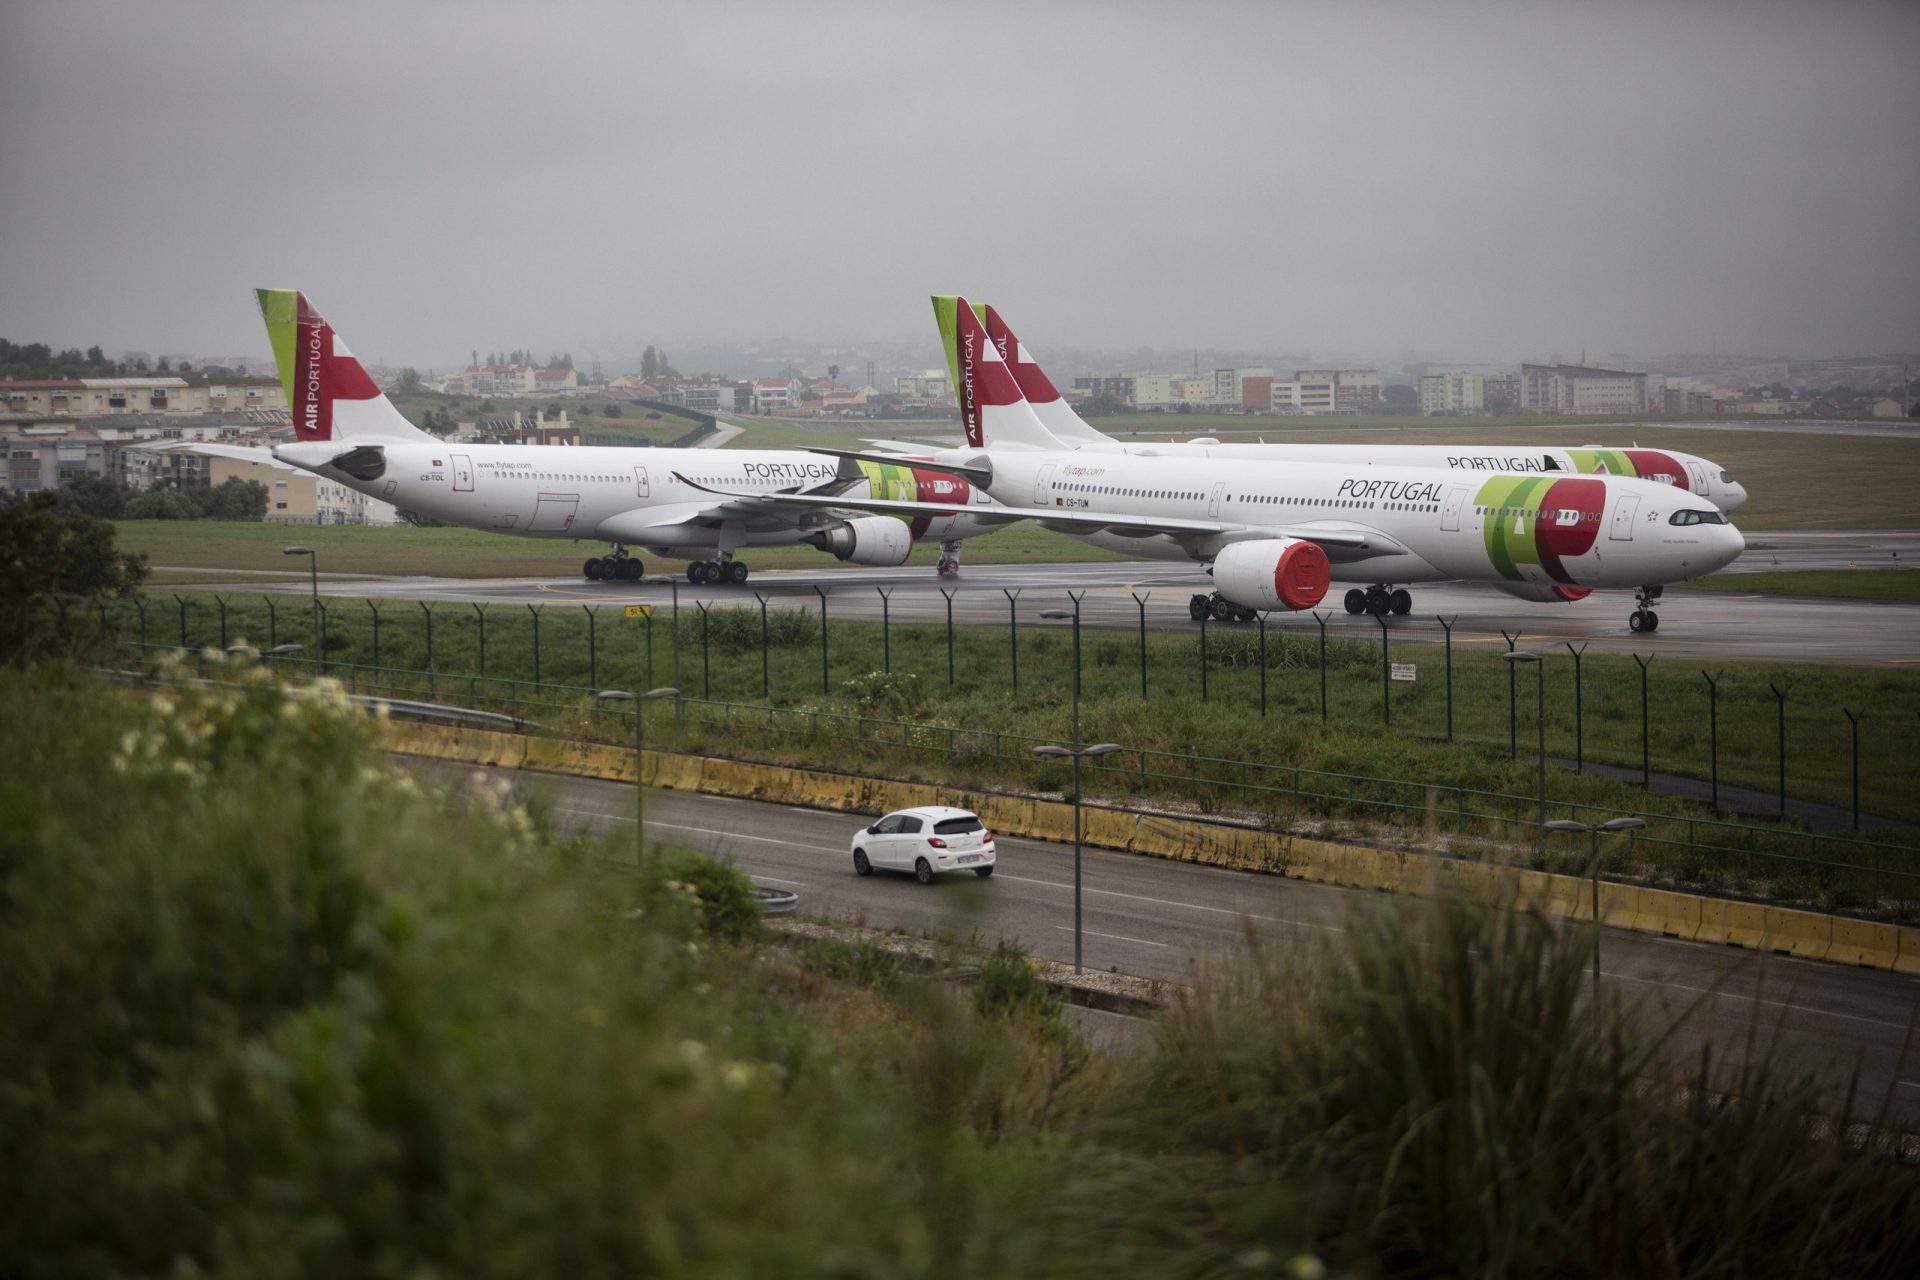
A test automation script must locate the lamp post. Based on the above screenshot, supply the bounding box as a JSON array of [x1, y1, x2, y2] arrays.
[[640, 574, 683, 724], [594, 686, 680, 862], [282, 546, 321, 671], [1504, 651, 1546, 841], [1545, 816, 1647, 985]]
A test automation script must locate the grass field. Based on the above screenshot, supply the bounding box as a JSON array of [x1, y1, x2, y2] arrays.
[[116, 519, 1137, 578], [1680, 568, 1920, 601], [120, 591, 1920, 846]]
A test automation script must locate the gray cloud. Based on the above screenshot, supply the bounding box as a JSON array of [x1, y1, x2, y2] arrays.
[[3, 0, 1916, 368]]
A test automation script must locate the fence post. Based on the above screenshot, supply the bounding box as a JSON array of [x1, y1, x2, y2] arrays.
[[1313, 610, 1328, 725], [1377, 612, 1390, 727], [876, 587, 892, 674], [812, 586, 830, 694], [1564, 642, 1587, 772], [755, 593, 771, 697], [1437, 615, 1456, 742], [211, 595, 226, 649], [1003, 588, 1021, 695], [1633, 653, 1654, 787], [1844, 709, 1861, 831], [1130, 591, 1151, 699], [419, 601, 434, 671], [316, 603, 328, 675], [1257, 612, 1268, 716], [527, 603, 542, 689], [367, 601, 382, 669], [173, 594, 189, 647], [696, 602, 711, 699], [1768, 681, 1788, 817], [1198, 611, 1209, 702], [1701, 669, 1721, 810], [644, 611, 654, 689], [1501, 629, 1522, 758], [584, 605, 598, 690], [939, 588, 956, 685]]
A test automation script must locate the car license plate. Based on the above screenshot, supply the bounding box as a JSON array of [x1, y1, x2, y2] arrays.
[[958, 854, 983, 865]]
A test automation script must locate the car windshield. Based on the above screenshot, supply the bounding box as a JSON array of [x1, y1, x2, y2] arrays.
[[933, 816, 983, 835]]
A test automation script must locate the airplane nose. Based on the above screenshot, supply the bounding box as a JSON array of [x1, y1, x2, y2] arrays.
[[1719, 522, 1745, 565], [1724, 484, 1748, 513]]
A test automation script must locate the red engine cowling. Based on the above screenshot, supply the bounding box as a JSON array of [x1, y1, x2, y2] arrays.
[[1211, 538, 1331, 611], [1492, 580, 1593, 603]]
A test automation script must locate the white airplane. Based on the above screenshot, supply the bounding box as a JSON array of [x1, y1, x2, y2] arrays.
[[684, 296, 1744, 633], [913, 298, 1749, 514], [210, 290, 1009, 584]]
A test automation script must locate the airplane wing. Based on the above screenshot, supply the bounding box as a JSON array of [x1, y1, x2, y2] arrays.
[[155, 441, 300, 470], [671, 472, 1400, 559]]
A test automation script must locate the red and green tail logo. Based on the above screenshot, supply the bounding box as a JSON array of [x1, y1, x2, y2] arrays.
[[257, 288, 382, 442]]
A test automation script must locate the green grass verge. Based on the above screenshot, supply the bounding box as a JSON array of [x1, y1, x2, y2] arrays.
[[7, 667, 1917, 1276], [1680, 568, 1920, 601], [121, 592, 1920, 862], [115, 519, 1135, 578]]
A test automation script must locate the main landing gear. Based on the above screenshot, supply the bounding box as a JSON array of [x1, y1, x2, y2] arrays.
[[584, 548, 643, 581], [1343, 585, 1412, 617], [1629, 584, 1663, 633], [1190, 592, 1258, 623], [936, 539, 962, 578], [686, 558, 749, 586]]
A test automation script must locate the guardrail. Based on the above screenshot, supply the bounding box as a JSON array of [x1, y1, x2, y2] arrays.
[[120, 643, 1920, 916]]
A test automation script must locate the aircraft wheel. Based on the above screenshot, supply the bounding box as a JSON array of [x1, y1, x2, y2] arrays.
[[726, 560, 748, 584], [1190, 594, 1211, 622], [1390, 588, 1412, 615], [1210, 595, 1237, 622], [1366, 589, 1391, 617], [1236, 606, 1257, 623], [1629, 611, 1646, 633], [584, 558, 603, 581], [620, 558, 644, 581], [1645, 611, 1660, 632], [1344, 589, 1366, 616]]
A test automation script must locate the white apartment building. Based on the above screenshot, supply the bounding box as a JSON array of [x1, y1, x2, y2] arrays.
[[1418, 372, 1485, 415], [1519, 363, 1648, 414], [1, 375, 286, 417]]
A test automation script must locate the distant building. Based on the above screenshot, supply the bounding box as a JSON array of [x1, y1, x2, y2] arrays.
[[1483, 374, 1520, 412], [1072, 373, 1134, 406], [1294, 370, 1338, 413], [1519, 363, 1649, 415], [893, 370, 951, 399], [752, 377, 799, 413], [1, 374, 285, 417], [1418, 372, 1485, 415], [1334, 369, 1380, 413]]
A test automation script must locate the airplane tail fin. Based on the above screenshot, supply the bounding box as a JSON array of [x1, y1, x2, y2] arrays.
[[934, 295, 1066, 451], [257, 289, 435, 444], [980, 303, 1114, 448]]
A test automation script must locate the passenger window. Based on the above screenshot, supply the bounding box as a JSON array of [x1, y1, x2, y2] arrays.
[[899, 816, 923, 834]]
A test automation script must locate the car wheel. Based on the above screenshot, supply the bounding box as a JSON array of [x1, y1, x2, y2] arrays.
[[853, 848, 872, 876], [914, 857, 934, 885], [973, 865, 993, 878]]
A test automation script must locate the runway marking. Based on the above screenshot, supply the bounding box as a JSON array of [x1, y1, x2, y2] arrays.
[[1059, 926, 1168, 948]]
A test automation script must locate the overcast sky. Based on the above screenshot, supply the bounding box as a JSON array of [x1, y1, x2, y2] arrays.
[[3, 0, 1916, 370]]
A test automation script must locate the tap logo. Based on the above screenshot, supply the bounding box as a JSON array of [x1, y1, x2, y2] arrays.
[[1474, 475, 1607, 584]]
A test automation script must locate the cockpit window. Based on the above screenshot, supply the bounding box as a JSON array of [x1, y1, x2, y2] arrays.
[[1719, 470, 1733, 484], [1669, 509, 1727, 526]]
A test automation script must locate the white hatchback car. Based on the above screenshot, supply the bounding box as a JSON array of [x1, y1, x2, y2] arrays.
[[851, 806, 996, 883]]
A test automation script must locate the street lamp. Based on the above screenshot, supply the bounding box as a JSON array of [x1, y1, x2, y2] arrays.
[[637, 574, 683, 724], [1504, 651, 1546, 839], [1032, 708, 1124, 976], [282, 546, 321, 671], [595, 686, 680, 861], [1545, 816, 1647, 984]]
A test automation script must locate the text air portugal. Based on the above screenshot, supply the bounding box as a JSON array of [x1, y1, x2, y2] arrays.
[[293, 292, 382, 442]]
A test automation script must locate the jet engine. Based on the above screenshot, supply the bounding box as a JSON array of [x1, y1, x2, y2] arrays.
[[1210, 538, 1331, 611], [804, 516, 915, 567], [1492, 581, 1592, 603]]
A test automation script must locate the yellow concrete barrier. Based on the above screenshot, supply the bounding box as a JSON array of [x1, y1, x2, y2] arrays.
[[1082, 807, 1140, 852], [1698, 898, 1768, 948], [1633, 887, 1702, 940], [1829, 916, 1902, 969], [1895, 928, 1920, 977], [1024, 801, 1078, 846], [1761, 906, 1832, 961], [646, 752, 704, 793]]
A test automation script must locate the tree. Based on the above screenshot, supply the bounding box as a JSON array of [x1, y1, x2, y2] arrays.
[[1381, 384, 1419, 411], [202, 477, 269, 521], [0, 491, 148, 663], [642, 346, 659, 378], [157, 357, 171, 372], [601, 403, 622, 418], [828, 364, 840, 387], [55, 475, 131, 520], [123, 488, 202, 520], [396, 367, 423, 395]]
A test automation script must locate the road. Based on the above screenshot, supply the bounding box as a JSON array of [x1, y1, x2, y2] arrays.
[[407, 758, 1920, 1128], [177, 531, 1920, 665]]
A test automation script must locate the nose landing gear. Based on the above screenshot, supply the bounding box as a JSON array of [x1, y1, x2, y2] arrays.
[[1343, 585, 1413, 617], [1629, 584, 1664, 633], [935, 539, 962, 578]]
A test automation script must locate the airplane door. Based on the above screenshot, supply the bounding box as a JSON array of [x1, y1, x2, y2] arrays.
[[1686, 460, 1709, 495], [1441, 485, 1467, 531], [1033, 463, 1057, 506], [633, 465, 650, 498], [451, 453, 473, 492], [1207, 481, 1224, 518], [1609, 494, 1640, 541]]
